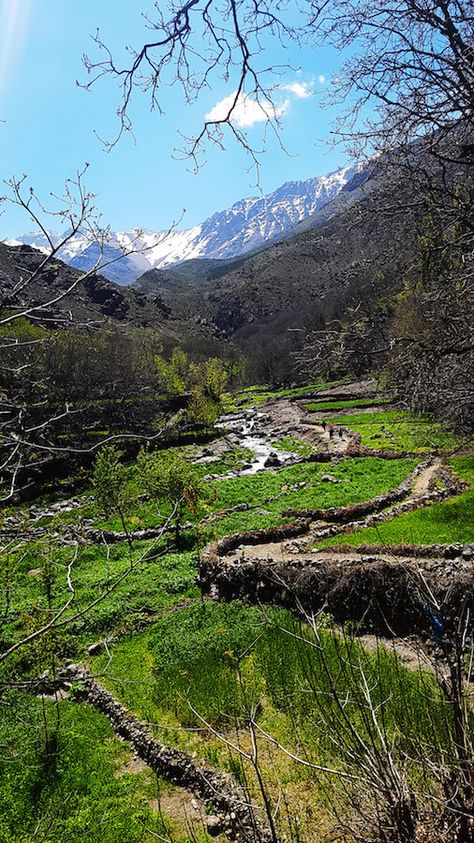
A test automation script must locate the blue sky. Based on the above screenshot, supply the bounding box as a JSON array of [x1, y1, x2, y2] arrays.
[[0, 0, 350, 237]]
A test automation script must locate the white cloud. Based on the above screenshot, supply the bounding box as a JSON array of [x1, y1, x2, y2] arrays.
[[282, 81, 313, 99], [205, 76, 320, 130], [205, 91, 290, 128]]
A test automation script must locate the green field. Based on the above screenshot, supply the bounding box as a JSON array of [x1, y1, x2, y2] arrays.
[[83, 602, 457, 835], [271, 434, 316, 456], [207, 456, 418, 537], [305, 397, 389, 412], [0, 541, 199, 644], [318, 456, 474, 548], [0, 689, 211, 843], [228, 378, 351, 409], [1, 456, 418, 643], [1, 385, 472, 842], [3, 599, 456, 842], [325, 409, 461, 452], [36, 446, 417, 537]]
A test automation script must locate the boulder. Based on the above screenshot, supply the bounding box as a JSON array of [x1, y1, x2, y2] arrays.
[[321, 474, 340, 483], [264, 452, 282, 468], [206, 815, 223, 837]]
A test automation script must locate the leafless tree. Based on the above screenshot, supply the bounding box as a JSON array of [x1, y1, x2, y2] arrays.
[[82, 1, 309, 175], [82, 1, 474, 165], [0, 168, 186, 502]]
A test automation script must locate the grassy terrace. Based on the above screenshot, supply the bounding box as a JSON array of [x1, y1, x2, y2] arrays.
[[2, 541, 199, 639], [4, 600, 453, 842], [305, 397, 389, 412], [84, 603, 456, 839], [91, 453, 418, 536], [227, 378, 351, 409], [271, 434, 316, 456], [1, 456, 419, 639], [206, 456, 417, 537], [92, 603, 451, 747], [325, 409, 461, 452], [318, 456, 474, 548], [2, 385, 472, 842]]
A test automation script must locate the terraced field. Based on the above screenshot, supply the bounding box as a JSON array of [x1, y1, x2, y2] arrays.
[[1, 381, 472, 842]]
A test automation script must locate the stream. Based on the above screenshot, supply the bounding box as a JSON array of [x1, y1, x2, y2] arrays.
[[215, 409, 296, 476]]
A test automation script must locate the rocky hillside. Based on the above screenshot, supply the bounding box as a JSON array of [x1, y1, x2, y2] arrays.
[[0, 243, 171, 326], [131, 164, 419, 379]]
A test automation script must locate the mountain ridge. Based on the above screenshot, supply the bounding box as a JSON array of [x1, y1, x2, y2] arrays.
[[8, 163, 364, 284], [131, 160, 420, 383]]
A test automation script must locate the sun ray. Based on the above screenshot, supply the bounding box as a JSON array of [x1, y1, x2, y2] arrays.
[[0, 0, 33, 101]]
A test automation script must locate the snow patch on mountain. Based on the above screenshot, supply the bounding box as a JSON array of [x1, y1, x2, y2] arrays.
[[9, 163, 363, 284]]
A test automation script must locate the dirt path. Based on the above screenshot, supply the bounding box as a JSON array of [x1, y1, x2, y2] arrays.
[[232, 539, 303, 562], [219, 457, 457, 566], [255, 397, 355, 456], [411, 457, 442, 496]]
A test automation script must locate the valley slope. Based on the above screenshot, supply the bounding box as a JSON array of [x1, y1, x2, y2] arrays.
[[133, 164, 419, 380]]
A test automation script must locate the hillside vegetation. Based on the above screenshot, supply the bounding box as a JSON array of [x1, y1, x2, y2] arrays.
[[2, 0, 473, 839], [1, 380, 472, 842]]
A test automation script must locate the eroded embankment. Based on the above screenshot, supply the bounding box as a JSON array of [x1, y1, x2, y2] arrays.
[[198, 548, 473, 638], [49, 665, 271, 843]]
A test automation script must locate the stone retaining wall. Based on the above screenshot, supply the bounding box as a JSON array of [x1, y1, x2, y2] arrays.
[[200, 519, 311, 567], [57, 665, 271, 842], [198, 554, 473, 638], [323, 542, 473, 560], [311, 477, 467, 542]]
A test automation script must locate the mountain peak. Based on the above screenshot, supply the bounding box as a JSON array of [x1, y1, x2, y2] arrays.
[[10, 162, 364, 285]]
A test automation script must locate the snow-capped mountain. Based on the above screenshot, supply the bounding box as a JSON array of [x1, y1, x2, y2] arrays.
[[9, 163, 363, 285]]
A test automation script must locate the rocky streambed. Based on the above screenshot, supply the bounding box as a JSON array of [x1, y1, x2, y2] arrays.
[[215, 409, 297, 474]]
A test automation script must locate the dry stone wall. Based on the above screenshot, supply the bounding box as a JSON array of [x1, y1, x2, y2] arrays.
[[56, 665, 272, 843], [198, 553, 474, 638]]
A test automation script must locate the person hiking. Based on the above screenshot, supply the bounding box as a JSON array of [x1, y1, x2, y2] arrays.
[[328, 423, 334, 439]]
